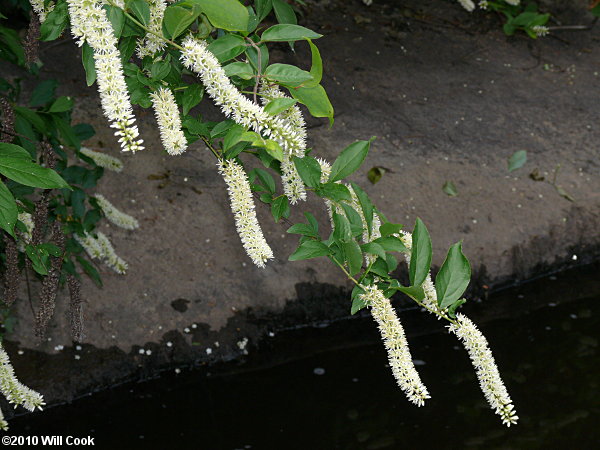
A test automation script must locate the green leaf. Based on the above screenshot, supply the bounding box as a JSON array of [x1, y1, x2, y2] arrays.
[[48, 96, 74, 113], [292, 156, 321, 188], [38, 243, 62, 257], [350, 285, 367, 314], [316, 183, 352, 202], [289, 84, 333, 125], [0, 180, 17, 237], [332, 212, 352, 242], [163, 5, 200, 39], [253, 168, 276, 194], [190, 0, 249, 31], [367, 166, 384, 184], [447, 298, 466, 319], [264, 64, 313, 87], [106, 5, 125, 38], [271, 196, 290, 222], [0, 143, 32, 160], [26, 244, 48, 275], [224, 61, 256, 80], [372, 236, 407, 253], [13, 107, 46, 134], [287, 223, 318, 238], [82, 43, 97, 86], [30, 79, 58, 107], [396, 284, 425, 301], [299, 40, 320, 86], [435, 242, 471, 309], [150, 60, 171, 80], [343, 240, 363, 276], [182, 84, 204, 115], [379, 222, 402, 237], [361, 242, 385, 260], [262, 24, 322, 42], [305, 212, 319, 233], [329, 140, 371, 182], [264, 98, 298, 116], [350, 182, 373, 238], [255, 0, 273, 22], [289, 240, 331, 261], [409, 218, 432, 287], [264, 140, 283, 162], [442, 181, 458, 197], [369, 257, 390, 278], [0, 157, 70, 189], [207, 34, 246, 63], [508, 150, 527, 172], [39, 0, 68, 41], [52, 116, 81, 149], [272, 0, 297, 25], [127, 0, 151, 26], [341, 203, 363, 237], [76, 255, 102, 287]]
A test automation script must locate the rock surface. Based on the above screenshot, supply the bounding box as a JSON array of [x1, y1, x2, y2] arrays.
[[2, 0, 600, 408]]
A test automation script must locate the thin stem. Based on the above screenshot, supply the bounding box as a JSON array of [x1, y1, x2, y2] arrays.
[[245, 37, 262, 104]]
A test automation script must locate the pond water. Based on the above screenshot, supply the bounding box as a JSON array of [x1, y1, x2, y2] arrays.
[[9, 264, 600, 449]]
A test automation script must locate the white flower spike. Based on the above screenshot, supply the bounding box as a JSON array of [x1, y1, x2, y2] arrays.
[[217, 159, 273, 268], [94, 194, 139, 230], [150, 87, 188, 156], [360, 285, 431, 406]]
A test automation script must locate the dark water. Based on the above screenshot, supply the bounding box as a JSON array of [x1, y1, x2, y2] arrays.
[[8, 267, 600, 449]]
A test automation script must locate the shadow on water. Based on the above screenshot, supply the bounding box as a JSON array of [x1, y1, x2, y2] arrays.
[[9, 263, 600, 449]]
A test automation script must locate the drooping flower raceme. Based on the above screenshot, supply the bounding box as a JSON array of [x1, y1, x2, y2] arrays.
[[136, 0, 167, 58], [149, 87, 188, 156], [95, 232, 128, 274], [94, 194, 139, 230], [360, 285, 431, 406], [217, 159, 273, 268], [66, 0, 144, 153], [28, 0, 54, 22], [0, 342, 45, 431], [74, 231, 128, 274], [398, 230, 517, 425], [180, 37, 307, 203], [448, 314, 519, 426], [80, 147, 124, 172], [260, 84, 307, 203]]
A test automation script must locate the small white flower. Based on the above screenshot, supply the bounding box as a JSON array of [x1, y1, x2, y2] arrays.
[[217, 159, 273, 268], [360, 285, 430, 406], [206, 348, 212, 355], [94, 194, 139, 230], [532, 25, 549, 37], [80, 147, 124, 172], [150, 87, 188, 155]]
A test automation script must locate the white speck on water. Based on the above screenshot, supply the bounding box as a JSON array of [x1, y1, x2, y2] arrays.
[[17, 350, 24, 355], [268, 332, 275, 337], [413, 360, 426, 366], [191, 324, 197, 329], [548, 302, 557, 307], [139, 349, 145, 355], [166, 342, 173, 347], [145, 350, 152, 356], [572, 254, 578, 261], [76, 345, 82, 351], [545, 326, 552, 331], [184, 327, 190, 333], [313, 367, 325, 375], [74, 355, 81, 360], [352, 378, 359, 382], [214, 341, 220, 347], [175, 368, 181, 374], [206, 348, 212, 355], [570, 314, 578, 320]]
